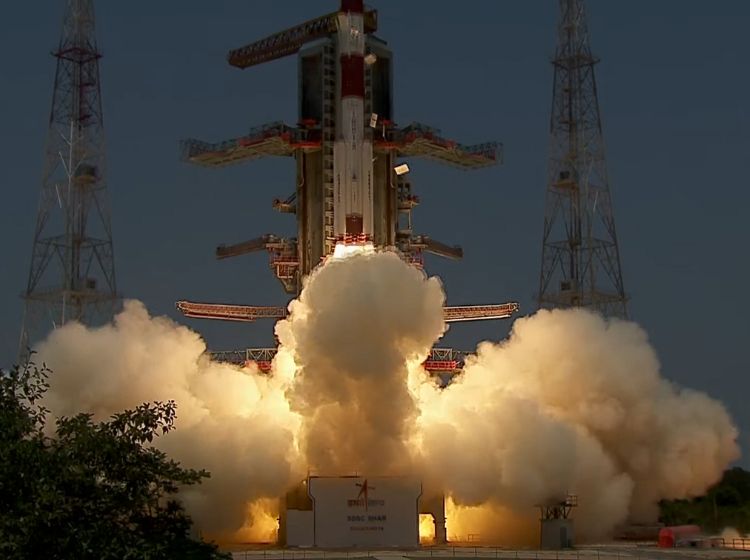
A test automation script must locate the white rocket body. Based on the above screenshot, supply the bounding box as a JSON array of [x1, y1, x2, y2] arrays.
[[333, 2, 373, 244]]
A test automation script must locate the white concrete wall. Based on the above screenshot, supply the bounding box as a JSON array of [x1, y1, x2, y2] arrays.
[[286, 510, 315, 547], [308, 476, 421, 548]]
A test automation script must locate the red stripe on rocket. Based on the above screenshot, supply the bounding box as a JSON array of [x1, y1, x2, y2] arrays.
[[333, 0, 373, 243]]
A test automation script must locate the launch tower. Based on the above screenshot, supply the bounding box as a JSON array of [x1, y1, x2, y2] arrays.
[[181, 1, 501, 291], [537, 0, 628, 318], [20, 0, 118, 355]]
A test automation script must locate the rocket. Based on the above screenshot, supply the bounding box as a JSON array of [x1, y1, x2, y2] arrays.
[[333, 0, 374, 244]]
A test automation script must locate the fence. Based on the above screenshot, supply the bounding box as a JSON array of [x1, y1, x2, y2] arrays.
[[231, 542, 750, 560]]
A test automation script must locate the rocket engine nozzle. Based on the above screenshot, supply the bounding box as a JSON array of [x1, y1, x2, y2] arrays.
[[338, 213, 371, 244], [345, 214, 364, 235]]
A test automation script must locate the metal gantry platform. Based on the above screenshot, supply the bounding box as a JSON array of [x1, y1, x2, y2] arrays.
[[210, 346, 471, 377]]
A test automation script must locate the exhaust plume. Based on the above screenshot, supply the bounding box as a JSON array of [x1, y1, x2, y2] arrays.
[[34, 251, 739, 543], [415, 308, 739, 542], [35, 300, 302, 538], [279, 249, 445, 475]]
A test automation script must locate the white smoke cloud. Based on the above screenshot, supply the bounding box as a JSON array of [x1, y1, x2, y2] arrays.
[[279, 249, 445, 476], [35, 300, 302, 538], [33, 252, 740, 544], [415, 308, 740, 542]]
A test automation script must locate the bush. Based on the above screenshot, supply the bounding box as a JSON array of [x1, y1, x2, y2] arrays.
[[0, 360, 229, 559]]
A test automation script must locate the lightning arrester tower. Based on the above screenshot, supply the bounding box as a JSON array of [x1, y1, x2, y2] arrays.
[[538, 0, 628, 318], [20, 0, 118, 354]]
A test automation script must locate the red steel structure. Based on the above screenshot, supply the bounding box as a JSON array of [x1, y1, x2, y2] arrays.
[[176, 300, 520, 324], [210, 347, 470, 377]]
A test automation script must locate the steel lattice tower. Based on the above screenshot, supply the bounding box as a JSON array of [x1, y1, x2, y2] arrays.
[[538, 0, 627, 318], [20, 0, 118, 354]]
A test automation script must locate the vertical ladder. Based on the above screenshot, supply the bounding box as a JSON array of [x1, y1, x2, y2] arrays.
[[322, 42, 336, 256], [396, 177, 414, 244], [364, 45, 373, 124]]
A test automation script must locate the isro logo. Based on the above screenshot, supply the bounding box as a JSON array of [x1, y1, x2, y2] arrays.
[[347, 479, 385, 510]]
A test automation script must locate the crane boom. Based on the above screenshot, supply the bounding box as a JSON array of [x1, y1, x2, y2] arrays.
[[411, 235, 463, 260], [443, 303, 519, 322], [216, 235, 275, 259], [176, 300, 519, 323], [176, 301, 287, 322], [227, 8, 378, 69]]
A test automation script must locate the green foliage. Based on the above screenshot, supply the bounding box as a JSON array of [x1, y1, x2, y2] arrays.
[[659, 467, 750, 534], [0, 360, 230, 560]]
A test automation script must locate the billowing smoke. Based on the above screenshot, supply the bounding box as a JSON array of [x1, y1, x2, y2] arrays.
[[279, 249, 444, 475], [414, 308, 740, 542], [33, 250, 740, 544], [35, 300, 302, 539]]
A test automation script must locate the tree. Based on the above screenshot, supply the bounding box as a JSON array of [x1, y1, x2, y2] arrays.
[[659, 467, 750, 534], [0, 359, 230, 559]]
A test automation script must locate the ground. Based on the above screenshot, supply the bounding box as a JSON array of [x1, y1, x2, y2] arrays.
[[226, 544, 750, 560]]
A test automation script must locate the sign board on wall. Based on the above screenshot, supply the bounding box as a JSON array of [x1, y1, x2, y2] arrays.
[[308, 476, 421, 548]]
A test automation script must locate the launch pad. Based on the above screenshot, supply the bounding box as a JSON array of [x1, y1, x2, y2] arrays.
[[178, 0, 516, 548], [281, 476, 423, 548]]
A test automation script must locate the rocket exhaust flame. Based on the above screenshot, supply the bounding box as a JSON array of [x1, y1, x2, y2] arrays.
[[419, 514, 436, 543], [34, 252, 739, 545], [332, 241, 374, 259]]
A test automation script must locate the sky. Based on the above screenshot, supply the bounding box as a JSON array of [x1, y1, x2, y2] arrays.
[[0, 1, 748, 463]]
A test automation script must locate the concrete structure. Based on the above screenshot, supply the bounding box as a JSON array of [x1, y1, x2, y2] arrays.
[[540, 519, 574, 550], [538, 496, 577, 550], [281, 476, 422, 548], [419, 493, 447, 544]]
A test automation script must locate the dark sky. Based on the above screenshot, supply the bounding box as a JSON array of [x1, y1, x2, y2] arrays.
[[1, 2, 748, 463]]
